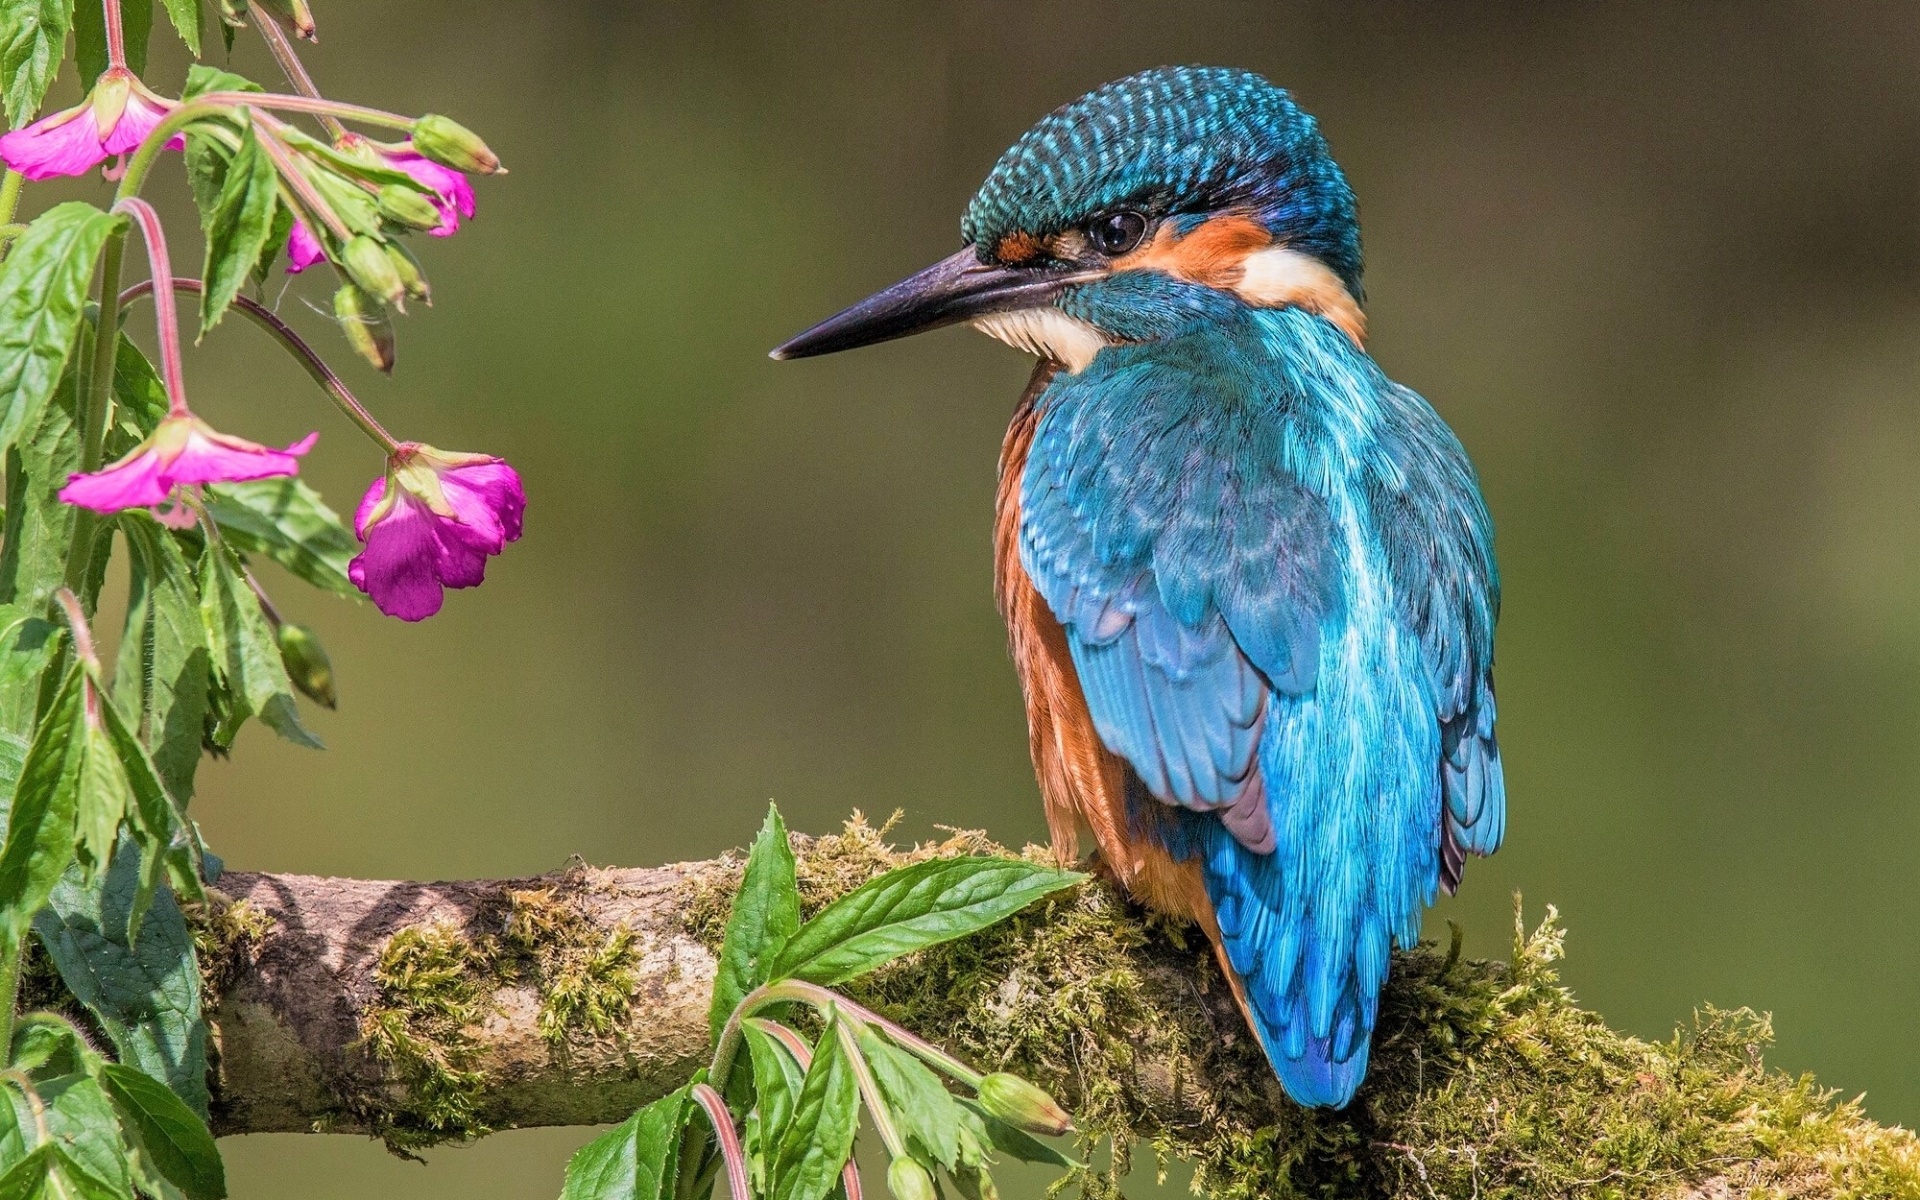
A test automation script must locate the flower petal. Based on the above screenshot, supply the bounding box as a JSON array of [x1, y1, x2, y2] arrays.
[[59, 447, 174, 511], [0, 104, 107, 181], [102, 90, 174, 155], [169, 426, 314, 486], [441, 460, 525, 545], [349, 491, 447, 620], [388, 148, 476, 235], [286, 219, 326, 274]]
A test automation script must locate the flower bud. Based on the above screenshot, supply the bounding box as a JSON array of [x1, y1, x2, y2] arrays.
[[886, 1158, 937, 1200], [384, 243, 430, 304], [342, 235, 406, 308], [974, 1073, 1071, 1137], [376, 183, 442, 232], [276, 623, 336, 709], [334, 284, 395, 373], [412, 114, 502, 174]]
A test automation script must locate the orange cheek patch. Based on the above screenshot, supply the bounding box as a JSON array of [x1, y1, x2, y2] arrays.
[[995, 231, 1047, 265], [1113, 213, 1273, 289]]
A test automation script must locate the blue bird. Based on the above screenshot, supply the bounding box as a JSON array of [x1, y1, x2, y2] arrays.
[[774, 66, 1503, 1109]]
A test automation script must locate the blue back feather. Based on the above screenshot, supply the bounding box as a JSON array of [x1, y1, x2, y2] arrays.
[[1018, 308, 1502, 1108]]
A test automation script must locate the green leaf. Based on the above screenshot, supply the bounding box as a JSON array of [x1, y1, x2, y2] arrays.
[[0, 1147, 50, 1200], [196, 114, 276, 336], [70, 709, 127, 881], [114, 517, 209, 806], [179, 64, 254, 100], [770, 859, 1082, 987], [0, 603, 60, 742], [956, 1100, 1078, 1169], [0, 0, 73, 128], [97, 680, 203, 940], [0, 661, 84, 940], [710, 803, 800, 1041], [156, 0, 196, 57], [744, 1022, 804, 1161], [197, 540, 320, 749], [560, 1086, 692, 1200], [74, 0, 149, 80], [34, 844, 209, 1117], [202, 479, 357, 598], [0, 357, 78, 617], [857, 1027, 960, 1171], [31, 1073, 130, 1199], [0, 204, 123, 457], [106, 334, 166, 458], [769, 1011, 859, 1200], [97, 1064, 223, 1200], [45, 1152, 128, 1200]]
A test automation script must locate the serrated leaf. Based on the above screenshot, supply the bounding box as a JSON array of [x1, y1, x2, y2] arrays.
[[0, 355, 78, 617], [31, 1073, 130, 1199], [71, 714, 127, 881], [179, 64, 254, 100], [0, 1147, 50, 1200], [770, 859, 1082, 987], [202, 479, 356, 598], [114, 517, 208, 806], [105, 334, 166, 457], [0, 660, 84, 940], [34, 843, 209, 1117], [197, 540, 320, 749], [98, 1064, 223, 1200], [197, 115, 276, 336], [156, 0, 196, 56], [744, 1021, 804, 1165], [560, 1086, 692, 1200], [0, 0, 73, 128], [0, 204, 123, 457], [97, 681, 202, 940], [858, 1027, 961, 1171], [769, 1011, 859, 1200], [710, 803, 800, 1042], [74, 0, 149, 80], [0, 602, 60, 741]]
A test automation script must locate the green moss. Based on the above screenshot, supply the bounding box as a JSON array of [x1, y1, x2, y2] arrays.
[[499, 885, 640, 1051], [182, 893, 275, 1004], [691, 816, 1920, 1200], [358, 921, 494, 1154]]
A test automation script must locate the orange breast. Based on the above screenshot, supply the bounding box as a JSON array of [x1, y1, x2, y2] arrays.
[[993, 363, 1215, 933]]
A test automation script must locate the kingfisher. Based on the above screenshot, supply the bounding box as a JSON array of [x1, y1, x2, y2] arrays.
[[772, 66, 1503, 1109]]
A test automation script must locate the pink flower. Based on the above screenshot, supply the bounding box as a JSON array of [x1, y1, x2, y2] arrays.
[[381, 144, 476, 237], [349, 443, 524, 621], [286, 217, 326, 273], [59, 413, 317, 513], [0, 68, 182, 181]]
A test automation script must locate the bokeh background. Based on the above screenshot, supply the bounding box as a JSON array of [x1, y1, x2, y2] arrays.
[[52, 0, 1920, 1194]]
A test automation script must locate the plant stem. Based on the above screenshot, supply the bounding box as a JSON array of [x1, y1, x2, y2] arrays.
[[102, 0, 125, 69], [690, 1084, 751, 1200], [60, 231, 124, 596], [0, 170, 23, 226], [0, 934, 22, 1062], [247, 0, 345, 140], [835, 1018, 906, 1159], [114, 99, 221, 204], [194, 91, 415, 132], [250, 120, 354, 243], [109, 200, 187, 416], [119, 277, 400, 451]]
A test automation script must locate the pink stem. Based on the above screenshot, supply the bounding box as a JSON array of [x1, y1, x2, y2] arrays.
[[103, 0, 125, 69], [52, 589, 98, 669], [690, 1084, 751, 1200], [110, 198, 187, 416], [248, 118, 354, 243]]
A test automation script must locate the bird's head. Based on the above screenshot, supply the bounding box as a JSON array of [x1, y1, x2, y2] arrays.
[[773, 66, 1365, 371]]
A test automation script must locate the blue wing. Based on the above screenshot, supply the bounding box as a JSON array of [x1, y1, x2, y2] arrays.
[[1019, 311, 1502, 1108]]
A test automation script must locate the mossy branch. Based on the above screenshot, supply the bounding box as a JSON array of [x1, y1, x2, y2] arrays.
[[187, 817, 1920, 1197]]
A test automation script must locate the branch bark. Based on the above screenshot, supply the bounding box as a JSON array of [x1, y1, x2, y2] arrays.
[[192, 824, 1920, 1198]]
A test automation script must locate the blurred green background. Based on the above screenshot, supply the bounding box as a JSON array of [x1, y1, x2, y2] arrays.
[[59, 0, 1920, 1193]]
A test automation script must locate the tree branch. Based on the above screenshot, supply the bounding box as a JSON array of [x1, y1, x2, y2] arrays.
[[190, 819, 1920, 1196]]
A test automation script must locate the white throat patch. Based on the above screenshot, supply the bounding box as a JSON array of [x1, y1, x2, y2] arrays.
[[971, 308, 1109, 374]]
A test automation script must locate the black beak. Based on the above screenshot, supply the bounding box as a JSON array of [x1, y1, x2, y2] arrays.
[[770, 247, 1088, 360]]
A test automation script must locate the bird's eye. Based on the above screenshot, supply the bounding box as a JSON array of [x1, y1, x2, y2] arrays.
[[1087, 210, 1147, 256]]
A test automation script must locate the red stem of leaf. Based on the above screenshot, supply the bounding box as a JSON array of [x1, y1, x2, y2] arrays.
[[690, 1083, 751, 1200]]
